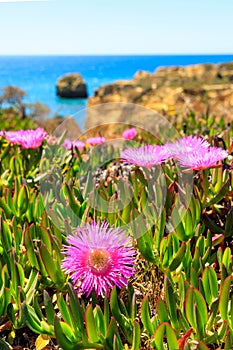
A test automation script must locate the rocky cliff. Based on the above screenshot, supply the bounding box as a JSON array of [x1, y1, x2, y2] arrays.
[[86, 61, 233, 134]]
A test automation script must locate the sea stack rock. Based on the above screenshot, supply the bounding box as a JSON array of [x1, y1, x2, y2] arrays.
[[56, 73, 88, 98]]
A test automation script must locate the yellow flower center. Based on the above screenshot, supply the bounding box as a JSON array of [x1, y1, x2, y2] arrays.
[[88, 249, 110, 272]]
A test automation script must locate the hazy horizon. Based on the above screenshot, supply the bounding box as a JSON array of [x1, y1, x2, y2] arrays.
[[0, 0, 232, 55]]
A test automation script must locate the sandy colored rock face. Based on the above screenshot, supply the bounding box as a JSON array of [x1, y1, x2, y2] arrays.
[[56, 73, 88, 98], [86, 61, 233, 134]]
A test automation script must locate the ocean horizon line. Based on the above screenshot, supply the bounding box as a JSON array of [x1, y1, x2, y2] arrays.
[[1, 53, 233, 57]]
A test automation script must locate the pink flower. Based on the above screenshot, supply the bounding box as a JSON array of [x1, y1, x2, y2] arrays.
[[0, 131, 4, 137], [4, 131, 21, 144], [47, 135, 59, 145], [177, 146, 228, 170], [63, 138, 85, 150], [5, 128, 47, 149], [86, 136, 105, 146], [62, 221, 136, 297], [121, 144, 169, 169], [63, 138, 73, 150], [73, 140, 85, 150], [122, 128, 137, 140], [165, 135, 210, 159]]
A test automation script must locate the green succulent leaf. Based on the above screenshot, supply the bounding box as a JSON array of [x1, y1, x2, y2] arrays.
[[136, 230, 155, 263], [40, 243, 65, 287], [202, 267, 218, 306], [85, 305, 99, 343], [43, 290, 55, 325], [157, 298, 169, 323], [17, 185, 29, 215], [131, 321, 141, 350], [110, 287, 132, 343], [54, 316, 76, 350], [185, 287, 208, 339], [222, 247, 232, 274], [164, 277, 179, 331], [225, 208, 233, 237], [204, 178, 230, 208], [219, 276, 233, 323], [105, 317, 123, 349], [168, 242, 186, 271], [24, 303, 54, 336], [67, 283, 86, 336], [153, 322, 178, 350], [141, 297, 155, 336]]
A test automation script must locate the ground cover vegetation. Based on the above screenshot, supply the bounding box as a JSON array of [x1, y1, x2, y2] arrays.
[[0, 109, 232, 350]]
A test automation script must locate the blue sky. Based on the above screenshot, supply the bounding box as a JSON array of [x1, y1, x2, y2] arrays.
[[0, 0, 232, 54]]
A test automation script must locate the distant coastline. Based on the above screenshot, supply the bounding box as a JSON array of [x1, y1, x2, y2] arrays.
[[1, 55, 233, 129]]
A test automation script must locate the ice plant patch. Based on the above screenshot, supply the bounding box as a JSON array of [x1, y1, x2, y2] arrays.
[[5, 128, 47, 149], [62, 221, 136, 297], [86, 136, 106, 145], [122, 127, 137, 140], [177, 146, 228, 170], [164, 135, 210, 159], [121, 144, 169, 169], [63, 138, 85, 150]]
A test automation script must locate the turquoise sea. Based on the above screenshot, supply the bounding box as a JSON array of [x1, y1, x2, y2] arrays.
[[0, 55, 233, 128]]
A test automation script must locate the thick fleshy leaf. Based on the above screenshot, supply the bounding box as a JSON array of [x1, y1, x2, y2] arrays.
[[85, 305, 99, 343], [168, 242, 186, 271], [164, 277, 179, 331], [202, 267, 218, 306], [203, 178, 230, 208], [17, 185, 29, 215], [219, 276, 233, 323], [131, 321, 141, 350], [153, 322, 178, 350], [110, 287, 132, 343], [157, 299, 169, 323], [185, 287, 208, 339], [141, 297, 155, 336]]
